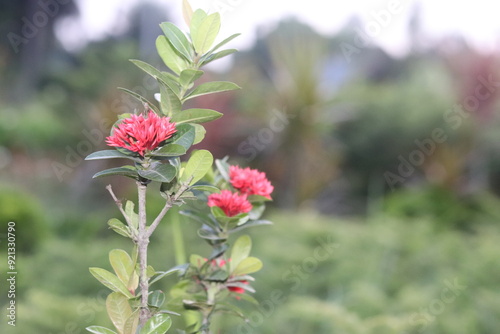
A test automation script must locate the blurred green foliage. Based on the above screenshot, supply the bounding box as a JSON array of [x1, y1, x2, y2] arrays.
[[2, 210, 500, 333], [0, 186, 47, 253]]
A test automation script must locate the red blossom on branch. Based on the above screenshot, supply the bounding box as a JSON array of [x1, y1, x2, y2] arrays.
[[207, 190, 252, 217], [106, 110, 177, 156], [229, 166, 274, 199]]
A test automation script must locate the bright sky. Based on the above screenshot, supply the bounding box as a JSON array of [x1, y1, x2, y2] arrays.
[[58, 0, 500, 55]]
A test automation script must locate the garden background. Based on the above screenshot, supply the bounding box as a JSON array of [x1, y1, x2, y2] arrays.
[[2, 0, 500, 333]]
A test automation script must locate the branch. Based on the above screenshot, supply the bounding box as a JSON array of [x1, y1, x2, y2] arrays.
[[137, 182, 151, 326], [106, 184, 134, 229], [145, 179, 192, 239]]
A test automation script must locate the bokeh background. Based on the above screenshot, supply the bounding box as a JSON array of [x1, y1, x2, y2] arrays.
[[2, 0, 500, 333]]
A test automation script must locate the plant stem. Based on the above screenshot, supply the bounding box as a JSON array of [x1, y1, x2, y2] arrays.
[[171, 209, 186, 265], [137, 182, 150, 326]]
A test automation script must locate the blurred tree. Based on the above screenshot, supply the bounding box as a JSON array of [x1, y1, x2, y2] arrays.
[[0, 0, 78, 101]]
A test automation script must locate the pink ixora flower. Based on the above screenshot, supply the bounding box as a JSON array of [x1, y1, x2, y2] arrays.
[[106, 110, 177, 156], [207, 190, 252, 217], [229, 166, 274, 199]]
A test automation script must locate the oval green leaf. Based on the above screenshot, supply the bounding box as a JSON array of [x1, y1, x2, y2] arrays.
[[192, 123, 206, 144], [232, 257, 263, 276], [92, 166, 138, 180], [108, 218, 131, 238], [230, 235, 252, 272], [138, 164, 176, 183], [85, 150, 139, 161], [180, 69, 204, 88], [86, 326, 117, 334], [89, 267, 133, 298], [106, 292, 132, 334], [159, 22, 192, 61], [109, 249, 135, 288], [184, 81, 240, 101], [123, 310, 140, 334], [159, 81, 181, 116], [149, 290, 165, 308], [192, 12, 221, 54], [140, 313, 172, 334], [170, 123, 195, 150], [156, 35, 188, 75], [180, 150, 213, 185], [152, 144, 187, 157], [171, 108, 222, 124]]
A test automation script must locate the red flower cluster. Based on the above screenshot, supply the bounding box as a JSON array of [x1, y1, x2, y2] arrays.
[[207, 190, 252, 217], [229, 166, 274, 199], [106, 110, 177, 156]]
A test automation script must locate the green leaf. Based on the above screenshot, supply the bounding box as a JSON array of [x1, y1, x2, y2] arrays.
[[151, 144, 187, 157], [92, 166, 138, 180], [208, 33, 240, 54], [117, 87, 161, 115], [180, 150, 213, 185], [192, 124, 206, 144], [192, 12, 221, 54], [85, 150, 139, 161], [171, 108, 222, 124], [229, 219, 273, 234], [106, 292, 133, 334], [149, 290, 165, 308], [86, 326, 117, 334], [184, 81, 240, 101], [130, 60, 181, 96], [248, 202, 265, 220], [138, 164, 176, 183], [200, 49, 238, 66], [248, 194, 273, 202], [123, 310, 139, 334], [180, 69, 204, 89], [149, 264, 189, 286], [207, 270, 228, 282], [108, 218, 131, 238], [140, 313, 172, 334], [215, 158, 230, 182], [210, 207, 249, 226], [130, 59, 162, 80], [89, 268, 133, 298], [190, 185, 219, 193], [147, 265, 156, 278], [156, 35, 188, 75], [109, 249, 135, 288], [125, 201, 139, 230], [159, 81, 181, 116], [160, 22, 192, 61], [232, 257, 263, 276], [189, 9, 207, 42], [230, 235, 252, 273], [170, 123, 195, 150], [182, 0, 194, 26]]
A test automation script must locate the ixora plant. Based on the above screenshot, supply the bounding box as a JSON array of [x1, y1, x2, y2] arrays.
[[84, 2, 274, 334]]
